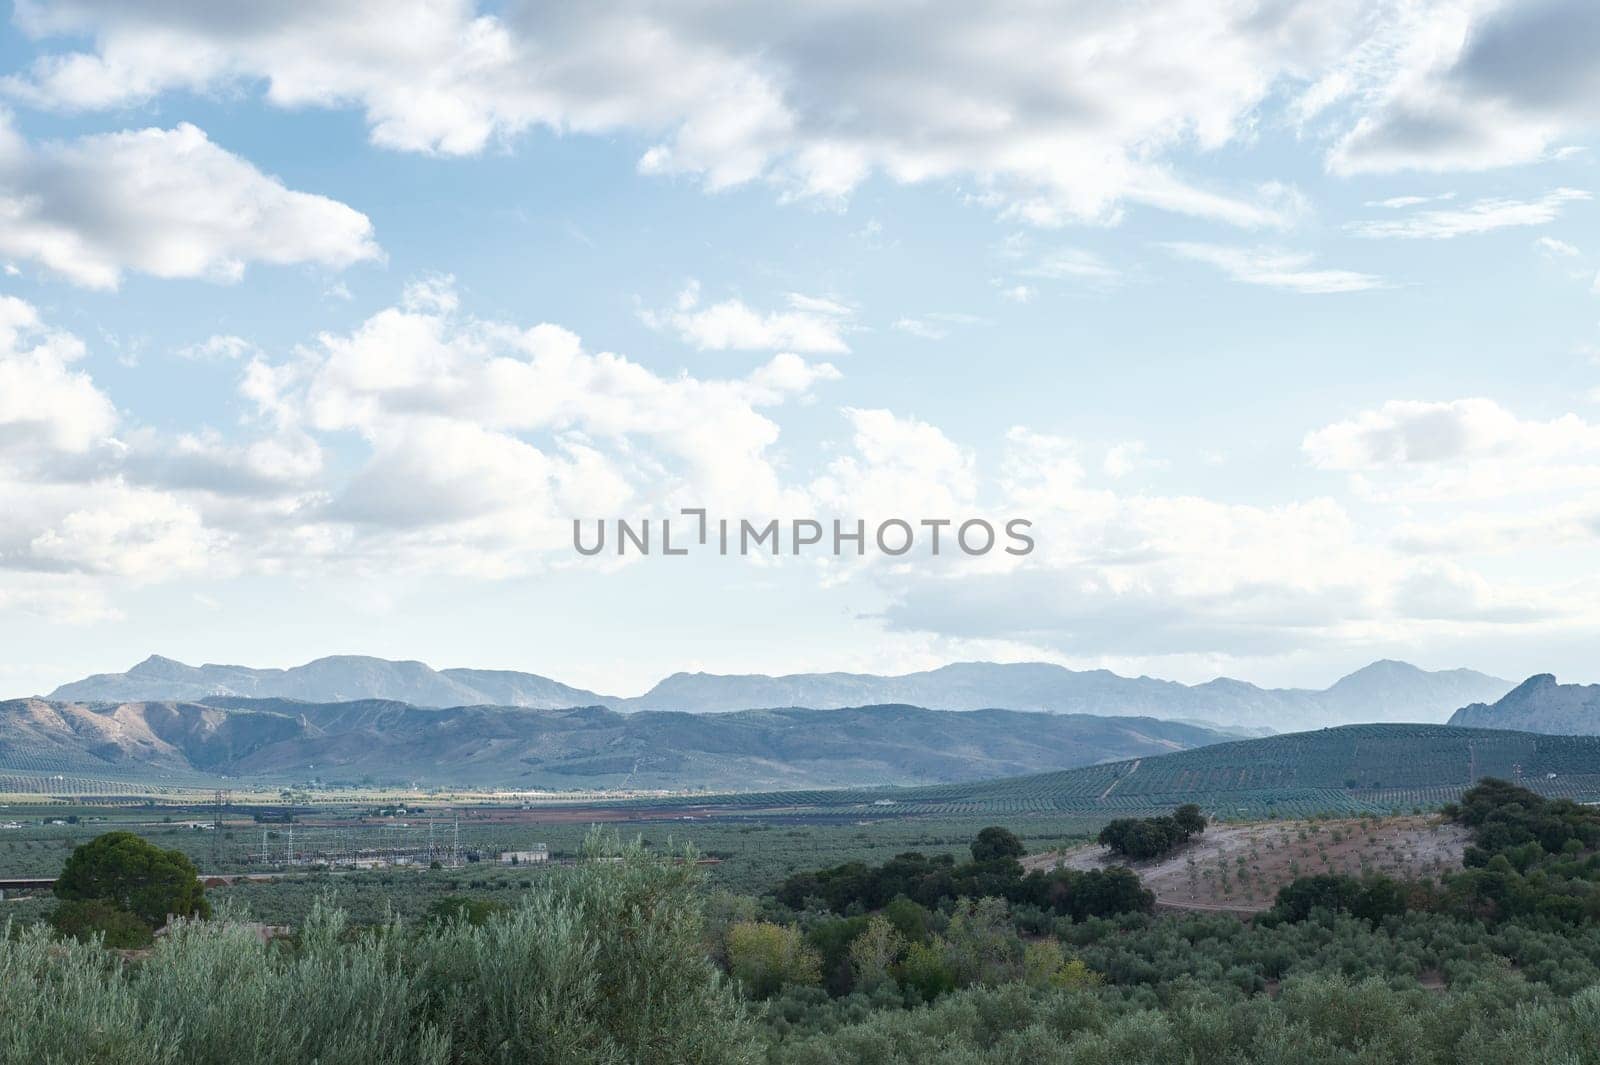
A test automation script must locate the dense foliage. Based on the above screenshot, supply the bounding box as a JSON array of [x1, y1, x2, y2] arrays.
[[15, 785, 1600, 1062], [3, 833, 755, 1065], [52, 830, 209, 938], [1096, 803, 1207, 860], [772, 828, 1151, 929]]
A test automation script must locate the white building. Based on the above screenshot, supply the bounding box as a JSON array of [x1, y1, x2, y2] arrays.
[[499, 844, 549, 864]]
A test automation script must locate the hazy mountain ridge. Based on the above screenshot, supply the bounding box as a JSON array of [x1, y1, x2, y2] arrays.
[[49, 655, 610, 710], [1449, 675, 1600, 735], [0, 697, 1229, 790], [618, 659, 1512, 728], [44, 655, 1514, 730]]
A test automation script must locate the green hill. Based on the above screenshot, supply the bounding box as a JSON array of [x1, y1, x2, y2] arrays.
[[656, 724, 1600, 819]]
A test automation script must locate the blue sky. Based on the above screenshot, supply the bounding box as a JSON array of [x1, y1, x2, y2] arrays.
[[1, 0, 1599, 698]]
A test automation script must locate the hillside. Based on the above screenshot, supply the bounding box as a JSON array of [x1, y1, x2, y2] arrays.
[[0, 698, 1226, 791], [45, 655, 1513, 730], [1449, 674, 1600, 734], [661, 724, 1600, 819]]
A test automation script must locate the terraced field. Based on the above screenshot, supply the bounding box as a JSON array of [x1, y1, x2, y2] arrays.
[[639, 724, 1600, 820]]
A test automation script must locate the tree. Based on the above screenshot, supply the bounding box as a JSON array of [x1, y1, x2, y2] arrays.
[[725, 921, 821, 999], [970, 826, 1025, 863], [49, 898, 154, 949], [848, 915, 905, 992], [1173, 804, 1207, 836], [425, 896, 507, 927], [54, 832, 209, 928], [896, 939, 955, 1001]]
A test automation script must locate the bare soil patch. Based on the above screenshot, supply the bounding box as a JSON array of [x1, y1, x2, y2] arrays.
[[1026, 815, 1469, 913]]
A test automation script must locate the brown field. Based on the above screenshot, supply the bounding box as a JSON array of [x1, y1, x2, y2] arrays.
[[1025, 815, 1470, 914]]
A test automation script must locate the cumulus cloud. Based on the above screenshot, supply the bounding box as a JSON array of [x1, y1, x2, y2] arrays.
[[1165, 243, 1386, 293], [1305, 398, 1600, 469], [1348, 188, 1591, 239], [0, 297, 230, 612], [644, 284, 853, 353], [4, 0, 1395, 226], [252, 279, 849, 569], [1304, 398, 1600, 503], [0, 115, 379, 289], [0, 294, 116, 465]]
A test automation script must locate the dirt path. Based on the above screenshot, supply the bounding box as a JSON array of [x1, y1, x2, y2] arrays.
[[1098, 759, 1139, 800], [1027, 815, 1469, 914]]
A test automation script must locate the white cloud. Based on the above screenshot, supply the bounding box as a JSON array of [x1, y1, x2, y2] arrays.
[[3, 0, 1394, 227], [892, 318, 949, 342], [176, 334, 258, 361], [1103, 441, 1166, 479], [645, 284, 852, 353], [1365, 193, 1455, 209], [1536, 236, 1581, 257], [1305, 397, 1600, 503], [1330, 0, 1600, 175], [0, 297, 231, 607], [1015, 248, 1122, 286], [1349, 188, 1591, 240], [0, 115, 379, 289], [1165, 243, 1386, 293], [1305, 398, 1600, 469], [277, 281, 846, 565], [0, 294, 116, 462]]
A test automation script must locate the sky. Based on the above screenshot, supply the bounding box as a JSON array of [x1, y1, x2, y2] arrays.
[[1, 0, 1599, 698]]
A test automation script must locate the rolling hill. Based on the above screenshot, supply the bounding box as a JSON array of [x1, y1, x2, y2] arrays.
[[43, 655, 1513, 730], [0, 697, 1227, 791], [654, 724, 1600, 819], [1449, 674, 1600, 735]]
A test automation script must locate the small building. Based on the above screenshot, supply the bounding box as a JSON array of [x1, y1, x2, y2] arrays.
[[499, 844, 549, 865]]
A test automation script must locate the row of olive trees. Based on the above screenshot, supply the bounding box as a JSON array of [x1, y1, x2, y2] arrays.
[[764, 972, 1600, 1065], [1, 832, 759, 1065]]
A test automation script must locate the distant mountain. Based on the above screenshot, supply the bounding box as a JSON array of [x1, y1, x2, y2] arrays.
[[45, 655, 1514, 730], [48, 655, 611, 710], [1449, 675, 1600, 735], [0, 697, 1232, 790], [618, 659, 1514, 729]]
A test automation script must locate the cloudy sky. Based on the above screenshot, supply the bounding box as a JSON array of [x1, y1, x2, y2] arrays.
[[2, 0, 1599, 697]]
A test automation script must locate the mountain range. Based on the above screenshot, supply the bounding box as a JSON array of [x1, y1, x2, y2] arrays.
[[0, 697, 1229, 790], [44, 655, 1515, 730], [1449, 675, 1600, 735]]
